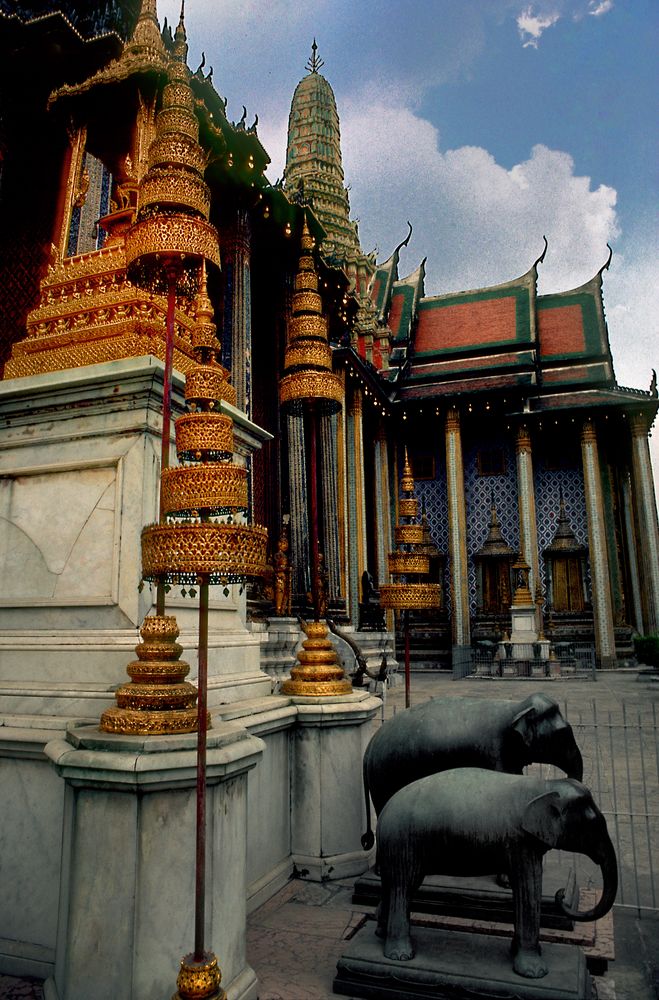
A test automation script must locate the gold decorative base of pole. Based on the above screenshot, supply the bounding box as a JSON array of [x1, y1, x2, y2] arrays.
[[281, 620, 352, 696], [172, 951, 225, 1000], [100, 615, 210, 735]]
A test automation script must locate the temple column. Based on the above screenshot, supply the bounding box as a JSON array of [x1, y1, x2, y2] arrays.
[[287, 413, 310, 603], [581, 419, 616, 667], [621, 472, 644, 634], [515, 424, 540, 602], [319, 410, 342, 602], [374, 424, 392, 592], [346, 389, 367, 623], [629, 412, 659, 632], [227, 208, 252, 416], [445, 407, 470, 663]]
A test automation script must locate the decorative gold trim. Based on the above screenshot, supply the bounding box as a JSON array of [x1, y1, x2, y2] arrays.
[[185, 365, 237, 406], [174, 950, 224, 1000], [380, 583, 441, 610], [175, 413, 234, 459], [387, 552, 430, 575], [141, 522, 268, 582], [288, 314, 327, 340], [147, 133, 208, 175], [279, 370, 343, 407], [139, 169, 210, 218], [280, 619, 351, 696], [398, 498, 418, 518], [125, 215, 221, 270], [115, 681, 198, 709], [100, 707, 204, 735], [395, 524, 425, 545], [292, 290, 322, 314], [161, 463, 248, 515], [294, 271, 319, 291], [284, 342, 332, 370]]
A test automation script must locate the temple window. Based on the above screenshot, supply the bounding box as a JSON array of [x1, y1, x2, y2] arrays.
[[67, 152, 112, 257]]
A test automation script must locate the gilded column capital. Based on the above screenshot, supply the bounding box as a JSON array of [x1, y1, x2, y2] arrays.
[[351, 388, 363, 416], [515, 424, 532, 454], [445, 406, 460, 432], [629, 411, 651, 438], [581, 419, 597, 445]]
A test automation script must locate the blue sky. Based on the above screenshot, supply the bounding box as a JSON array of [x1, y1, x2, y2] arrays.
[[158, 0, 658, 474]]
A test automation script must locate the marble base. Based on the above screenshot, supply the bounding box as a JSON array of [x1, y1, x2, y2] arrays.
[[334, 922, 592, 999], [42, 721, 264, 1000]]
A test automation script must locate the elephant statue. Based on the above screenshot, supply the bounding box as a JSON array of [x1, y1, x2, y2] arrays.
[[362, 692, 583, 849], [376, 768, 617, 978]]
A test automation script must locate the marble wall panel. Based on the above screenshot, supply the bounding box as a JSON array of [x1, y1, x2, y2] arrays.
[[0, 756, 63, 959], [246, 730, 291, 890], [0, 466, 117, 603]]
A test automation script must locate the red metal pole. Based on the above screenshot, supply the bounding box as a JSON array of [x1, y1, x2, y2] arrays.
[[157, 267, 178, 617], [308, 401, 321, 621], [404, 610, 411, 709], [194, 573, 210, 961]]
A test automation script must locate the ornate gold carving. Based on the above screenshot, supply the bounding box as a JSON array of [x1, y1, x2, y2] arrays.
[[163, 82, 195, 112], [174, 951, 224, 1000], [100, 615, 202, 735], [185, 365, 237, 406], [379, 583, 441, 610], [281, 620, 352, 696], [292, 290, 322, 314], [398, 498, 418, 518], [175, 413, 234, 459], [284, 341, 332, 370], [288, 314, 327, 340], [156, 106, 200, 141], [161, 463, 248, 515], [147, 133, 208, 174], [139, 169, 211, 218], [580, 419, 597, 445], [100, 706, 203, 734], [279, 370, 343, 407], [141, 522, 268, 584], [388, 552, 430, 575], [125, 215, 221, 271], [294, 270, 319, 291], [395, 524, 425, 545]]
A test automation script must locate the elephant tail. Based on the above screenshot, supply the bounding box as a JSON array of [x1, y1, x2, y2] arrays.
[[361, 755, 375, 851]]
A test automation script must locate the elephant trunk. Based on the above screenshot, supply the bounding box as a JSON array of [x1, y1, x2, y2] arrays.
[[562, 743, 584, 782], [556, 836, 618, 922]]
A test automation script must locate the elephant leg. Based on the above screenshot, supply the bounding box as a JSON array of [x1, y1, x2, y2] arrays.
[[509, 847, 548, 979], [383, 865, 418, 961]]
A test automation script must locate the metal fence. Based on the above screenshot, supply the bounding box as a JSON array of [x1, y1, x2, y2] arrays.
[[470, 641, 598, 680], [528, 699, 658, 916]]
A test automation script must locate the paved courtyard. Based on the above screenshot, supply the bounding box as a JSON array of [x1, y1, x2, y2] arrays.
[[2, 667, 657, 999]]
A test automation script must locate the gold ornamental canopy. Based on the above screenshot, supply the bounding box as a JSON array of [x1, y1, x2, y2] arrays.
[[278, 215, 343, 414], [124, 8, 220, 295]]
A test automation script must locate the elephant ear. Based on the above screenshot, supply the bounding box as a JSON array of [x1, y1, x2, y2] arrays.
[[511, 704, 535, 747], [521, 791, 562, 847]]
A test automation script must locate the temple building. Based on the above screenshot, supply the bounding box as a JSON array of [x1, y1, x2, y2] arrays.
[[0, 2, 658, 997]]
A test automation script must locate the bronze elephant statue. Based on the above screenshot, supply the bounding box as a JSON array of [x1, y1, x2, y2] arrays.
[[362, 692, 583, 849], [376, 768, 617, 978]]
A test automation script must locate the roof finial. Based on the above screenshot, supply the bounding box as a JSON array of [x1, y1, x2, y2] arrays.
[[306, 38, 324, 74], [174, 0, 188, 62]]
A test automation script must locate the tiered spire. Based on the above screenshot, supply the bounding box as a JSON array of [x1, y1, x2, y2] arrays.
[[379, 450, 442, 611], [284, 50, 360, 259]]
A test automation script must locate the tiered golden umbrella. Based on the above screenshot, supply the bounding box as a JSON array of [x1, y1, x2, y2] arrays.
[[102, 11, 266, 999], [279, 215, 351, 696], [380, 450, 441, 707]]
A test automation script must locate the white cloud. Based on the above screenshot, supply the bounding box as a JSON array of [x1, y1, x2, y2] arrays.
[[517, 6, 561, 47], [588, 0, 613, 15], [339, 96, 619, 296]]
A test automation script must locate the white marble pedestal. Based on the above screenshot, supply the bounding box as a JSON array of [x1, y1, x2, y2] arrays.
[[42, 721, 264, 1000]]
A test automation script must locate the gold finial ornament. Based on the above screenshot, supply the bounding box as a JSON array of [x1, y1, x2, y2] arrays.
[[173, 951, 225, 1000], [278, 216, 343, 413], [281, 620, 352, 696]]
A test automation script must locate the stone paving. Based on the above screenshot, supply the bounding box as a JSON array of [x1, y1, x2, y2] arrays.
[[2, 668, 657, 999]]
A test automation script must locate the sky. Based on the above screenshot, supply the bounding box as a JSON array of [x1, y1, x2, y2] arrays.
[[158, 0, 658, 480]]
